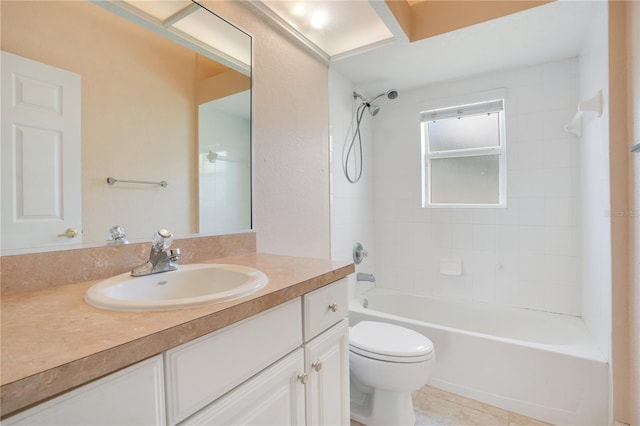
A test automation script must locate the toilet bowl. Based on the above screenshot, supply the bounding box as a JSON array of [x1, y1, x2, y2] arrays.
[[349, 321, 434, 426]]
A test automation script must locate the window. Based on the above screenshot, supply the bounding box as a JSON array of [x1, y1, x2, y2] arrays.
[[420, 98, 506, 207]]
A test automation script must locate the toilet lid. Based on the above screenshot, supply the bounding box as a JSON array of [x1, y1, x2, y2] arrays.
[[350, 321, 434, 360]]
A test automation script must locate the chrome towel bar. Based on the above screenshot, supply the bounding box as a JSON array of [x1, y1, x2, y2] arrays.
[[107, 176, 168, 188]]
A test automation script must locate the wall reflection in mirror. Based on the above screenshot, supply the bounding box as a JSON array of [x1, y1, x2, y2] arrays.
[[0, 0, 252, 254]]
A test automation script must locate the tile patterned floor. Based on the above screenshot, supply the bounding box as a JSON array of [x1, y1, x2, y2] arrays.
[[351, 386, 552, 426]]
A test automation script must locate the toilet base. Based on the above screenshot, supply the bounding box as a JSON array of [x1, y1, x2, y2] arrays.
[[350, 378, 416, 426]]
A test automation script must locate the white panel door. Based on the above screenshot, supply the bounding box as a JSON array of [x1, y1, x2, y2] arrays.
[[305, 319, 350, 426], [1, 50, 81, 251]]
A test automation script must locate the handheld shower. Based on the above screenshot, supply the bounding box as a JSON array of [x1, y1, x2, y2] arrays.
[[343, 89, 399, 183]]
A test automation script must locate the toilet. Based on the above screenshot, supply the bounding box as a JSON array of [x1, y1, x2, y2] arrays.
[[349, 321, 435, 426]]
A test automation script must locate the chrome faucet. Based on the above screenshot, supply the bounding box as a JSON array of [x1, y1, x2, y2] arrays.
[[131, 229, 180, 276]]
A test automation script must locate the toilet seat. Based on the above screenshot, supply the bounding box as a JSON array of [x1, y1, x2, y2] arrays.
[[350, 321, 434, 363]]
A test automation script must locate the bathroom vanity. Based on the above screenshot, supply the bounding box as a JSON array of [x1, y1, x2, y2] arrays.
[[0, 253, 353, 425]]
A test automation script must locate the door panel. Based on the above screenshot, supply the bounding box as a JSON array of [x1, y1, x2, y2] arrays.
[[1, 50, 81, 251]]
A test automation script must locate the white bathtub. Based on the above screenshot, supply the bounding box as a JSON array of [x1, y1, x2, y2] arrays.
[[349, 288, 609, 426]]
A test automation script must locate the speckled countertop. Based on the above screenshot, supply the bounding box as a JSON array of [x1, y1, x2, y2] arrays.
[[0, 253, 354, 418]]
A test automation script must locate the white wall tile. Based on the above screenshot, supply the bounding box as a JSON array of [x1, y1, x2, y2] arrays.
[[360, 57, 584, 315], [472, 224, 497, 251], [518, 281, 547, 310], [517, 87, 547, 115], [472, 209, 497, 224], [519, 197, 546, 225], [545, 197, 575, 227], [496, 251, 519, 286], [519, 169, 547, 197], [495, 279, 520, 306], [497, 225, 520, 251], [543, 284, 574, 314], [519, 226, 546, 254], [545, 226, 573, 255], [543, 168, 573, 197], [519, 254, 547, 282], [544, 255, 577, 286], [497, 198, 520, 225], [517, 112, 545, 141], [431, 208, 453, 223], [451, 223, 473, 249], [515, 64, 542, 87], [519, 139, 546, 169], [433, 223, 452, 248], [543, 138, 573, 169], [507, 170, 519, 197], [452, 209, 473, 224]]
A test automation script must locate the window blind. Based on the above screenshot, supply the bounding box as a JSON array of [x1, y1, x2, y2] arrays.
[[420, 99, 504, 122]]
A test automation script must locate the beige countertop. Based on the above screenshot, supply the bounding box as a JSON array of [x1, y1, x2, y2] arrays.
[[0, 253, 354, 418]]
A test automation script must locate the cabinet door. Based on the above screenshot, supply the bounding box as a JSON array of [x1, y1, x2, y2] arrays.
[[181, 349, 305, 425], [165, 298, 302, 424], [4, 356, 165, 426], [305, 319, 350, 426]]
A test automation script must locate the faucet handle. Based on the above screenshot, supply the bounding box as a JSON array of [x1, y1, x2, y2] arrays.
[[169, 248, 180, 261], [152, 229, 174, 251]]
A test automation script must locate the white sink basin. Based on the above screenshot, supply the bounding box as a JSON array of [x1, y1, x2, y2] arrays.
[[85, 264, 268, 311]]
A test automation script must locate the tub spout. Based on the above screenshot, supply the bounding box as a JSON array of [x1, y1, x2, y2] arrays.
[[357, 272, 375, 282]]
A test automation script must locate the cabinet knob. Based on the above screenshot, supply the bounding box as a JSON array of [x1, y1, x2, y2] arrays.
[[57, 228, 78, 238], [298, 373, 308, 385], [328, 303, 338, 312], [312, 361, 322, 372]]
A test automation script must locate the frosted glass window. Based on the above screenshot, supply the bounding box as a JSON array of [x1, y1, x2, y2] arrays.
[[430, 155, 500, 204], [420, 98, 506, 207], [427, 113, 501, 152]]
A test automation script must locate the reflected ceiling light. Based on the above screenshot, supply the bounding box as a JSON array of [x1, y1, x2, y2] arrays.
[[291, 3, 306, 17], [310, 10, 328, 29]]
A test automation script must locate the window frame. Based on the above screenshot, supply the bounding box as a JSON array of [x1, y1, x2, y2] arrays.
[[420, 91, 507, 209]]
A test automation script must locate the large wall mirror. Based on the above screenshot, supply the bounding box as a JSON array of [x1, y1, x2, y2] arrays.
[[0, 0, 252, 254]]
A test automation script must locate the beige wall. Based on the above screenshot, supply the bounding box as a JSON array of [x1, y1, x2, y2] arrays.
[[386, 0, 552, 42], [201, 1, 331, 259], [611, 1, 640, 423], [627, 1, 640, 423]]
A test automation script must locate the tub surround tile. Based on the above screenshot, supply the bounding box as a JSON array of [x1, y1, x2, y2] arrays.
[[367, 58, 582, 317], [0, 253, 354, 418]]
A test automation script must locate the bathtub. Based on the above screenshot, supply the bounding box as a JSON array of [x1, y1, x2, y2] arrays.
[[348, 288, 609, 426]]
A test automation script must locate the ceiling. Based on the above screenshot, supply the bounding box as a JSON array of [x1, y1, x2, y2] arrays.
[[255, 0, 600, 97], [259, 0, 394, 57]]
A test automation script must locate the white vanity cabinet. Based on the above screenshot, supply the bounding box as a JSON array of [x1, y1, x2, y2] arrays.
[[178, 278, 349, 426], [4, 355, 165, 426], [5, 278, 350, 426], [303, 279, 350, 426]]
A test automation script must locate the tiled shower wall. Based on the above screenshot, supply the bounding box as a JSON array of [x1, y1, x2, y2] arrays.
[[329, 70, 377, 298], [372, 58, 581, 316]]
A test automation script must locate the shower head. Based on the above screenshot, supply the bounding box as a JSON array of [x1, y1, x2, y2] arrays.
[[371, 89, 399, 102], [353, 89, 398, 117]]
